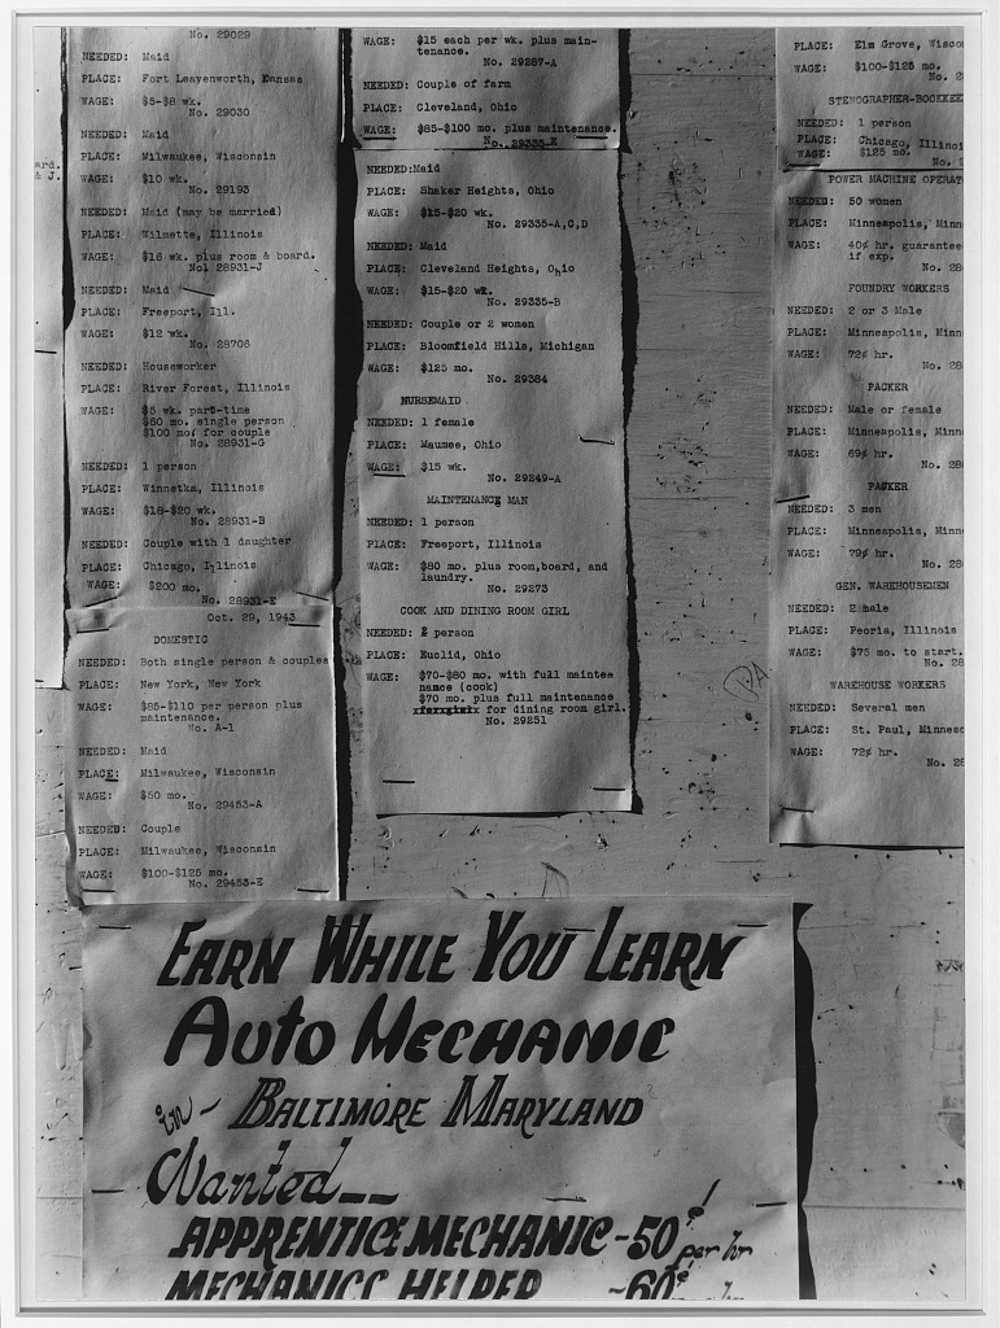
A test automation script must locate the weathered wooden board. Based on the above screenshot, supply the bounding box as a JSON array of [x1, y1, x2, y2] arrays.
[[33, 26, 964, 1305], [340, 29, 966, 1300]]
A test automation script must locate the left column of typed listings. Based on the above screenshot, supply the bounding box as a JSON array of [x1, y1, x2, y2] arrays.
[[58, 26, 340, 900]]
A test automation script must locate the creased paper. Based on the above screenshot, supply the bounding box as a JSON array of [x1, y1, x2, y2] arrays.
[[351, 28, 619, 150], [356, 148, 630, 813], [65, 602, 336, 900], [64, 26, 338, 610], [60, 25, 340, 891], [770, 28, 964, 845], [84, 896, 797, 1301], [33, 27, 67, 686]]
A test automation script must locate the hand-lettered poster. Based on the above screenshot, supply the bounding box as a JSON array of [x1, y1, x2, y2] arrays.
[[83, 897, 797, 1301]]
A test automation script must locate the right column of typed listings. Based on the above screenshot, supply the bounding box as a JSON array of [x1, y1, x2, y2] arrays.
[[772, 29, 964, 843]]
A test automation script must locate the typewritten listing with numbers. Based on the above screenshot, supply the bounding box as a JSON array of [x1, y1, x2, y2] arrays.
[[61, 27, 339, 898], [770, 28, 964, 845]]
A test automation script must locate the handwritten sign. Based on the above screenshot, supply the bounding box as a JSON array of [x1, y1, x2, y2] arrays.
[[84, 897, 797, 1301]]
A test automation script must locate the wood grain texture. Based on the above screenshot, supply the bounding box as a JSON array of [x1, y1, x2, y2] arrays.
[[33, 25, 965, 1305]]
